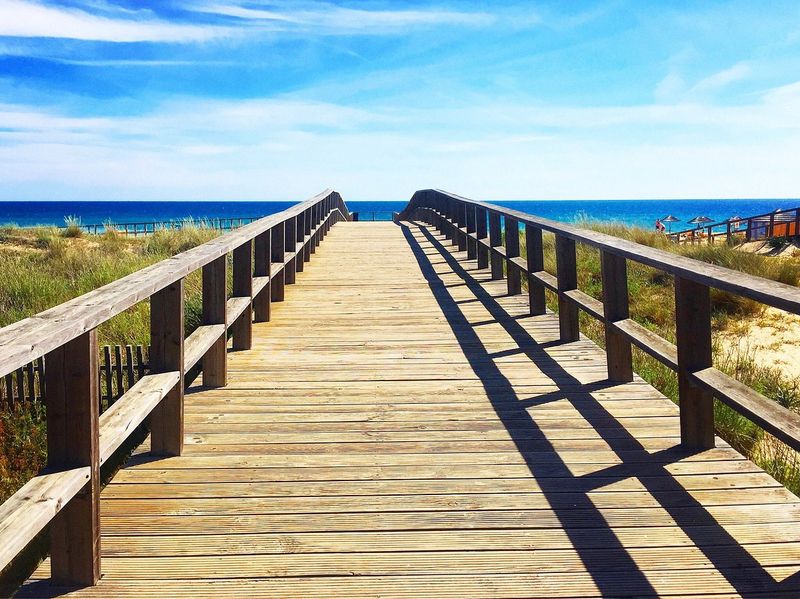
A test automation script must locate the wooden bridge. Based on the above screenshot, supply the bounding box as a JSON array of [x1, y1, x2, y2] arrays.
[[4, 190, 800, 597]]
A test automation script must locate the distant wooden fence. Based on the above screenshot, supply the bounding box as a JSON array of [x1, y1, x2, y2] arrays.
[[0, 345, 150, 411], [64, 217, 262, 237], [669, 207, 800, 244]]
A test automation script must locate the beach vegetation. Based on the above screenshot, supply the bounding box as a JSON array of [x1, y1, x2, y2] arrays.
[[61, 215, 83, 238]]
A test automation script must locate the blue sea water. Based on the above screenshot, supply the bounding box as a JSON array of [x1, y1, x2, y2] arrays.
[[0, 198, 797, 232]]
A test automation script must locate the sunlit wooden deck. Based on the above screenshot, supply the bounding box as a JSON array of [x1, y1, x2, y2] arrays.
[[22, 220, 800, 597]]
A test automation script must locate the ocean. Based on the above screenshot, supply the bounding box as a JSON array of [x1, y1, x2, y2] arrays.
[[0, 198, 797, 232]]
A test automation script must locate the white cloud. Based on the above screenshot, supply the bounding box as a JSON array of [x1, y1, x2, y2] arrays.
[[690, 62, 752, 94], [0, 0, 228, 42], [1, 80, 800, 200], [192, 1, 495, 33]]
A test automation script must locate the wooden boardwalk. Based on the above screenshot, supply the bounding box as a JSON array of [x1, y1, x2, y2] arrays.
[[22, 220, 800, 597]]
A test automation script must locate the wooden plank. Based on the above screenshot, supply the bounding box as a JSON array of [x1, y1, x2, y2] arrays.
[[612, 318, 678, 370], [45, 330, 101, 585], [98, 372, 182, 465], [184, 325, 226, 372], [0, 467, 90, 573], [253, 231, 271, 323], [693, 366, 800, 452]]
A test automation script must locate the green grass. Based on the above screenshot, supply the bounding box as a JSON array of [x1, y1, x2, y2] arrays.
[[521, 218, 800, 494]]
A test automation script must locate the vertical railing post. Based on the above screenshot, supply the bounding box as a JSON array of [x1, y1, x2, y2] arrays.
[[295, 213, 305, 273], [675, 276, 715, 449], [444, 199, 454, 243], [489, 212, 503, 280], [310, 205, 318, 254], [45, 330, 100, 586], [254, 231, 271, 323], [271, 223, 285, 302], [285, 216, 297, 285], [304, 208, 312, 261], [232, 241, 253, 350], [150, 280, 185, 456], [525, 225, 546, 315], [505, 217, 521, 295], [476, 207, 489, 269], [202, 256, 227, 386], [457, 203, 467, 252], [555, 235, 579, 342], [466, 205, 477, 260], [600, 251, 633, 382]]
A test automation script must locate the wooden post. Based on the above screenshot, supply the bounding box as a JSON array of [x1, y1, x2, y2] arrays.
[[457, 203, 467, 252], [600, 251, 633, 382], [555, 235, 579, 342], [505, 217, 521, 295], [271, 224, 286, 302], [295, 213, 305, 273], [232, 240, 253, 350], [254, 231, 271, 323], [675, 276, 715, 450], [476, 207, 489, 269], [526, 224, 546, 315], [150, 280, 184, 456], [466, 206, 477, 260], [304, 208, 312, 262], [285, 216, 297, 285], [45, 330, 100, 586], [489, 212, 503, 280], [202, 256, 227, 387], [310, 205, 318, 254]]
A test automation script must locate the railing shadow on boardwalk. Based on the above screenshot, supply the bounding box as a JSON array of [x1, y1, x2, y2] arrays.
[[401, 219, 798, 597]]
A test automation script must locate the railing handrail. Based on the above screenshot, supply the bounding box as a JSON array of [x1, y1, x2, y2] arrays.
[[402, 189, 800, 315], [0, 189, 345, 380]]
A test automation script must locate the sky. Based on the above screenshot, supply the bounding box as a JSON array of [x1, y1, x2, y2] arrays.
[[0, 1, 799, 201]]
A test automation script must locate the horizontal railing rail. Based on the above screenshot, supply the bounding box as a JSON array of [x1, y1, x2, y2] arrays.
[[0, 189, 350, 585], [402, 189, 800, 460]]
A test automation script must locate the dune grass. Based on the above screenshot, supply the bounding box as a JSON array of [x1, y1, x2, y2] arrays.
[[522, 218, 800, 494]]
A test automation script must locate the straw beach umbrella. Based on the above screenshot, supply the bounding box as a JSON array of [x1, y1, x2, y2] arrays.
[[661, 215, 680, 233], [688, 215, 713, 228]]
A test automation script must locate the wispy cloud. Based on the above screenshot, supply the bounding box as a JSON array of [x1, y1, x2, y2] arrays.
[[0, 0, 228, 42], [191, 1, 495, 33]]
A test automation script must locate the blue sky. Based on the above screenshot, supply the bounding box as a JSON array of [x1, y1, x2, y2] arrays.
[[0, 1, 799, 200]]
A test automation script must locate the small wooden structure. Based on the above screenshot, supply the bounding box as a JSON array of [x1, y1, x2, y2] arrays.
[[3, 189, 800, 597]]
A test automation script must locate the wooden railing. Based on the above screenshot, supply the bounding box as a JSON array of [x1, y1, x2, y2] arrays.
[[402, 189, 800, 454], [0, 190, 350, 585], [669, 207, 800, 244]]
